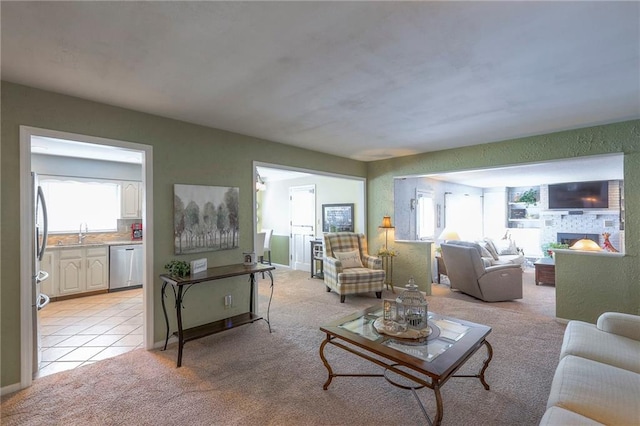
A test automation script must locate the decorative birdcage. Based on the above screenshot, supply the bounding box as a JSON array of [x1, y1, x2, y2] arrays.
[[396, 277, 428, 330]]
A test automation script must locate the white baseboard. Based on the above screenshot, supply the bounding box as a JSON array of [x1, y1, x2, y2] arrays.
[[1, 381, 23, 396]]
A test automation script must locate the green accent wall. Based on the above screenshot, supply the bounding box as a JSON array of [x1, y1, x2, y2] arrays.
[[2, 80, 639, 390], [0, 82, 366, 388], [368, 120, 640, 323], [270, 235, 290, 266]]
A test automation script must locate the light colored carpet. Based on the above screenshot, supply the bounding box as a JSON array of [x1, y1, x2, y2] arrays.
[[1, 268, 565, 425]]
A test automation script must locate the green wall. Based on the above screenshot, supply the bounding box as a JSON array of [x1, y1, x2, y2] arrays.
[[368, 120, 640, 322], [2, 80, 639, 390], [0, 82, 366, 388], [270, 235, 290, 266]]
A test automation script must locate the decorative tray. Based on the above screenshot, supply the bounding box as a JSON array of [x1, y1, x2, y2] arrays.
[[373, 317, 437, 340]]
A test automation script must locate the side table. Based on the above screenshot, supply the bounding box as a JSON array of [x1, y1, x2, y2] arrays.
[[435, 256, 448, 284], [534, 257, 555, 286], [310, 239, 324, 279], [380, 254, 395, 293]]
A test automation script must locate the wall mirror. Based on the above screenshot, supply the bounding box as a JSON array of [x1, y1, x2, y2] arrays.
[[393, 154, 625, 257]]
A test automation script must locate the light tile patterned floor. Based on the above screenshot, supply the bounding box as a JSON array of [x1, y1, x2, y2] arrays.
[[37, 288, 143, 378]]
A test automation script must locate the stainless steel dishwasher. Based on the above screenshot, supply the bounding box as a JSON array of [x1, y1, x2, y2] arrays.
[[109, 244, 143, 291]]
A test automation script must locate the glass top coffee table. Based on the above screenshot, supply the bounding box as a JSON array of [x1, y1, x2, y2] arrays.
[[319, 305, 493, 426]]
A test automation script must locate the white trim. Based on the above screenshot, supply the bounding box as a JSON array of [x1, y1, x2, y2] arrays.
[[19, 128, 33, 388], [18, 126, 154, 390]]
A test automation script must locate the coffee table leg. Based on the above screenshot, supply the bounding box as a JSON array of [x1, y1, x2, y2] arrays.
[[434, 384, 444, 426], [479, 340, 493, 390], [319, 333, 335, 390]]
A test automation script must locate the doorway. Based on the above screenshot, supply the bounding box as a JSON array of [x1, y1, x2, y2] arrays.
[[289, 185, 316, 272], [253, 162, 366, 269], [19, 126, 154, 388]]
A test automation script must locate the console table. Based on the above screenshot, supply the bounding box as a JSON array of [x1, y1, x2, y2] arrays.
[[160, 263, 275, 367]]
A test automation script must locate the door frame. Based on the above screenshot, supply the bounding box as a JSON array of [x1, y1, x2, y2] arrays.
[[18, 126, 154, 389]]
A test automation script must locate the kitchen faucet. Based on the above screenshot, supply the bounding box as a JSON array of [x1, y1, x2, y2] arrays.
[[78, 223, 88, 244]]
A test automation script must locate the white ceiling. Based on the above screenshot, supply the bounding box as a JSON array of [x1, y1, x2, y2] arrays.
[[422, 154, 624, 188], [2, 2, 639, 163]]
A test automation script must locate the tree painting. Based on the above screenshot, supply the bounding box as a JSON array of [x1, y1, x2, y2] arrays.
[[173, 184, 239, 254]]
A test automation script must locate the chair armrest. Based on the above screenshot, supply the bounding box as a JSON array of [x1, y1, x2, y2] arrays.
[[324, 256, 343, 272], [597, 312, 640, 341], [362, 254, 382, 269]]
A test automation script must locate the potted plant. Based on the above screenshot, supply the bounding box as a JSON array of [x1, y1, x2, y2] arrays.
[[517, 189, 539, 206], [541, 242, 569, 258], [164, 260, 191, 277]]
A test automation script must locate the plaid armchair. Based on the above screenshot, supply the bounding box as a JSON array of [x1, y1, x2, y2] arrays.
[[323, 232, 385, 303]]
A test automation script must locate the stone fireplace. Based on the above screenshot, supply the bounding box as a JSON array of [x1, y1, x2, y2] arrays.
[[557, 232, 600, 247]]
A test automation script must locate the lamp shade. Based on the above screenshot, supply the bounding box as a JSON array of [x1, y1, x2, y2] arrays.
[[570, 238, 602, 251], [438, 228, 460, 241], [379, 216, 394, 229]]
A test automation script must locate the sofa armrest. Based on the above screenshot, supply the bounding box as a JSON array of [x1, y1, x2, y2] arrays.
[[485, 264, 522, 273], [597, 312, 640, 341]]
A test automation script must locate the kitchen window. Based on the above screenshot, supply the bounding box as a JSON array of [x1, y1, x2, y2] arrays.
[[40, 177, 120, 233]]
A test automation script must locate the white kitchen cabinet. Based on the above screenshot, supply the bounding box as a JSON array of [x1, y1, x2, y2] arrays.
[[85, 247, 109, 291], [40, 250, 57, 297], [121, 181, 141, 219], [58, 247, 108, 296]]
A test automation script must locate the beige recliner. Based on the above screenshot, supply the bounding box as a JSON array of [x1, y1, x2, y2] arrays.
[[440, 242, 523, 302]]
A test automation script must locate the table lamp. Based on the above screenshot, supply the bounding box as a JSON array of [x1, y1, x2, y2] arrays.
[[379, 216, 395, 250], [570, 238, 602, 251], [438, 227, 460, 242]]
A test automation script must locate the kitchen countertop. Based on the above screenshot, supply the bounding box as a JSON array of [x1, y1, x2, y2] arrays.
[[47, 240, 143, 250]]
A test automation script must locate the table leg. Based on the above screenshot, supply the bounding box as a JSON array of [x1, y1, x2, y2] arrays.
[[433, 383, 444, 426], [161, 281, 170, 350], [176, 286, 184, 368], [478, 340, 493, 390], [319, 333, 335, 390], [249, 272, 256, 314], [265, 270, 274, 333]]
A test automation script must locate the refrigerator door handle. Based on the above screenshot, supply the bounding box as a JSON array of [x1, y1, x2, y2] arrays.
[[37, 293, 50, 310], [36, 186, 48, 261], [36, 270, 49, 284]]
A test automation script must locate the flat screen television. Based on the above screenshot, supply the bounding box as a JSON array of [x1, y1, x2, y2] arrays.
[[548, 181, 609, 209]]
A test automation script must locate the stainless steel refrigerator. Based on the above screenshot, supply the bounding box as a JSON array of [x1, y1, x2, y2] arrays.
[[32, 172, 50, 376]]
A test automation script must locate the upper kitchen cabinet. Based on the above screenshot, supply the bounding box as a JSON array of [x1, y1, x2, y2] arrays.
[[121, 181, 142, 219]]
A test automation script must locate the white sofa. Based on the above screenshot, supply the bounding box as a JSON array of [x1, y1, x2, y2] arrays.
[[540, 312, 640, 425]]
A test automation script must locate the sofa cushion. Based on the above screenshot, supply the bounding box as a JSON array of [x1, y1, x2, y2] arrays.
[[474, 240, 494, 259], [546, 355, 640, 425], [482, 238, 500, 260], [539, 406, 603, 425], [560, 320, 640, 373], [334, 250, 363, 269], [491, 254, 525, 266]]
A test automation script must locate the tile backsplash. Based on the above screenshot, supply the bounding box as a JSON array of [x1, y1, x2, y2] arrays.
[[47, 219, 141, 246]]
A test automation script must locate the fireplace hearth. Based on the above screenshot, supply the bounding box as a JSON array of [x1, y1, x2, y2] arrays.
[[557, 232, 600, 247]]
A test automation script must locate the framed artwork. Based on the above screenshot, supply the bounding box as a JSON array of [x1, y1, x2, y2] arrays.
[[174, 184, 239, 254], [322, 203, 354, 232]]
